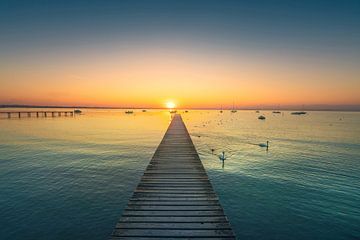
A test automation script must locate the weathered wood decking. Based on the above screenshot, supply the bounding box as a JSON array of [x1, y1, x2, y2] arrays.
[[111, 114, 235, 239]]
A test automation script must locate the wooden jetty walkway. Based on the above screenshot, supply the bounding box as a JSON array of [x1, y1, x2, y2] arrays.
[[111, 114, 235, 239], [0, 111, 74, 118]]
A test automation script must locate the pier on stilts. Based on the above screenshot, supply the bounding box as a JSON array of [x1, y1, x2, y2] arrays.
[[0, 111, 74, 118], [111, 114, 235, 239]]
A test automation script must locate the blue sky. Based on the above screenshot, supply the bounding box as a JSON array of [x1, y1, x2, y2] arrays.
[[1, 0, 359, 55]]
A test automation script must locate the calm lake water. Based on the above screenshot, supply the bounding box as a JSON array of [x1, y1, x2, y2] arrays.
[[0, 109, 359, 239]]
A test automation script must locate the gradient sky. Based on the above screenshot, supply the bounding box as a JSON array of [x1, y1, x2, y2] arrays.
[[1, 0, 359, 108]]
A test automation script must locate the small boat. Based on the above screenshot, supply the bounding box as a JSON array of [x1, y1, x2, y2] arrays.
[[231, 102, 237, 113], [291, 111, 307, 115], [256, 110, 260, 113], [272, 111, 281, 114], [185, 110, 188, 113], [142, 109, 147, 112], [258, 115, 266, 120], [74, 109, 82, 114], [169, 110, 177, 114], [125, 110, 134, 114]]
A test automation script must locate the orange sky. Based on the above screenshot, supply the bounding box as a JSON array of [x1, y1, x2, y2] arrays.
[[1, 45, 359, 109]]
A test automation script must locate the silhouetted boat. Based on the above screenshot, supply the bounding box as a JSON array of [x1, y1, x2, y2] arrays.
[[231, 103, 237, 113], [142, 109, 147, 112], [272, 111, 281, 114], [256, 110, 260, 113], [125, 110, 134, 114], [170, 110, 177, 114], [258, 115, 266, 120], [291, 111, 307, 115], [74, 109, 82, 114]]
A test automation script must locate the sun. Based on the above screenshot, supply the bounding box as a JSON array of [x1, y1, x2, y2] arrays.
[[166, 101, 176, 109]]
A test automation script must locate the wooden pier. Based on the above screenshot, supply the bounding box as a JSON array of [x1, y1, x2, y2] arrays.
[[0, 111, 74, 118], [111, 114, 235, 239]]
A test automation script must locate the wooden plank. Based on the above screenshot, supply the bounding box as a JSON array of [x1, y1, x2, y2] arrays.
[[119, 216, 229, 223], [112, 229, 234, 237], [126, 205, 223, 211], [110, 114, 235, 239], [111, 238, 234, 240], [115, 222, 231, 229]]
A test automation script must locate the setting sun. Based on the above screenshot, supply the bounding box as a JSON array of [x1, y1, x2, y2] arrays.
[[166, 101, 176, 109]]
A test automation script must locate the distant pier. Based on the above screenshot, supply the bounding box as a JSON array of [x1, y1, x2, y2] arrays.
[[110, 114, 235, 239], [0, 111, 74, 118]]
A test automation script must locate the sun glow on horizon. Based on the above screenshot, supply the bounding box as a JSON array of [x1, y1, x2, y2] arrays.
[[166, 101, 176, 109]]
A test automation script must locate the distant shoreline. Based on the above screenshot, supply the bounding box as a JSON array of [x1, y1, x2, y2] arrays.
[[1, 104, 359, 112]]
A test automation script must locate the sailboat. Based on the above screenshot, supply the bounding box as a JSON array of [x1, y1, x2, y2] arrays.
[[231, 102, 237, 113]]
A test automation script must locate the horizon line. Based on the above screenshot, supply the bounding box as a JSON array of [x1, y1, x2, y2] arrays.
[[1, 104, 360, 112]]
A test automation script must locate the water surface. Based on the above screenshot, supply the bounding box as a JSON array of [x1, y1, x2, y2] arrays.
[[0, 109, 359, 239]]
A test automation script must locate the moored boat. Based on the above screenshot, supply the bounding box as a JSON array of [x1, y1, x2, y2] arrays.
[[291, 111, 307, 115]]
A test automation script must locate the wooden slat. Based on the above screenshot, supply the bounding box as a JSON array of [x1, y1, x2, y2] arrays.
[[110, 114, 235, 239]]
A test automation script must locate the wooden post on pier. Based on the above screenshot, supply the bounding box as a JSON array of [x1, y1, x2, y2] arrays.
[[1, 111, 79, 119], [110, 114, 235, 239]]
